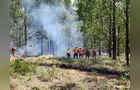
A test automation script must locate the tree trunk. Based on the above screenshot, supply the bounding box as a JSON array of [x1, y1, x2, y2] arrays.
[[125, 0, 130, 65], [24, 4, 27, 56], [108, 15, 112, 57], [18, 30, 21, 47], [112, 0, 116, 60], [40, 25, 44, 55], [117, 26, 120, 56], [41, 36, 43, 55], [99, 43, 101, 55], [108, 1, 112, 58]]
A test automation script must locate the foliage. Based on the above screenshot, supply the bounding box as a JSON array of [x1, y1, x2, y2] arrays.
[[120, 72, 130, 80], [10, 0, 72, 48], [10, 0, 25, 47], [76, 0, 130, 58], [10, 59, 37, 76]]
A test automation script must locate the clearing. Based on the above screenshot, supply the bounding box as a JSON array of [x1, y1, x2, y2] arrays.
[[10, 55, 130, 90]]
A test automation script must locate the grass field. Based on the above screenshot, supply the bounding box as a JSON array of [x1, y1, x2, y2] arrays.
[[10, 55, 130, 90]]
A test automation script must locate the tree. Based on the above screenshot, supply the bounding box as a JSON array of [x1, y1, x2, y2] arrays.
[[125, 0, 130, 65], [117, 26, 120, 56], [108, 0, 112, 58], [10, 0, 25, 47], [112, 0, 116, 60]]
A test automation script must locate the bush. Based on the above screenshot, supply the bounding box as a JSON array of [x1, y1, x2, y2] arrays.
[[120, 72, 130, 81], [10, 58, 37, 76]]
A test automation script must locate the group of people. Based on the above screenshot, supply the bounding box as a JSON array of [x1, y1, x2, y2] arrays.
[[66, 47, 97, 59]]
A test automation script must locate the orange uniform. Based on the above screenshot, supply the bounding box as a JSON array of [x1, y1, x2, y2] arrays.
[[79, 48, 83, 58], [73, 47, 78, 58], [74, 48, 79, 54], [79, 49, 83, 54]]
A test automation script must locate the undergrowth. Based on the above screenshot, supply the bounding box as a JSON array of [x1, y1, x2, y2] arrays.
[[10, 59, 37, 76], [38, 65, 65, 82]]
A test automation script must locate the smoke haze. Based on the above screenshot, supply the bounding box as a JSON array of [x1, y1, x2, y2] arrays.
[[11, 0, 83, 57]]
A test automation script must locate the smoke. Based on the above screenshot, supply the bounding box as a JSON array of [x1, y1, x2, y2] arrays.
[[11, 0, 83, 57]]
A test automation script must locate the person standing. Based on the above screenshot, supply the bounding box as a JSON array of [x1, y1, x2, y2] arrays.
[[11, 46, 16, 57], [93, 48, 97, 59], [73, 47, 79, 58], [86, 49, 90, 59], [79, 48, 83, 58], [66, 49, 71, 59]]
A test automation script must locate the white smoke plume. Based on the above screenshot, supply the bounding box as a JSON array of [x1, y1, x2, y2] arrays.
[[11, 0, 83, 57]]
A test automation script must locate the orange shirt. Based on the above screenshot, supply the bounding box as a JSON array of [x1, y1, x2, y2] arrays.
[[74, 48, 78, 54], [79, 49, 83, 54]]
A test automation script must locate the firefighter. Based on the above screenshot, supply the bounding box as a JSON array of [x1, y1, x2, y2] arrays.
[[93, 48, 97, 59], [66, 49, 71, 59], [86, 49, 90, 59], [82, 49, 86, 58], [11, 46, 16, 57], [79, 48, 83, 58], [73, 47, 79, 58]]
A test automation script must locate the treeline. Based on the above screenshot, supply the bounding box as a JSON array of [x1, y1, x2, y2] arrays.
[[10, 0, 130, 65], [10, 0, 72, 53], [76, 0, 130, 65]]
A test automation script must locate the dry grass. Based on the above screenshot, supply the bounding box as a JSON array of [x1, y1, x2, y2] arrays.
[[10, 55, 130, 90]]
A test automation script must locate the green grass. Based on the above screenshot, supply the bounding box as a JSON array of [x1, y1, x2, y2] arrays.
[[10, 58, 37, 76], [120, 72, 130, 81]]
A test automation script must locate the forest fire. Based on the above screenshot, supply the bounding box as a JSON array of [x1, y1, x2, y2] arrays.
[[10, 0, 130, 90]]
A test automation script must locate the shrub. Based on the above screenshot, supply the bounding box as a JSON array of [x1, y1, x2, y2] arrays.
[[10, 58, 37, 76], [120, 72, 130, 81]]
